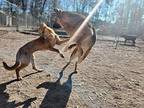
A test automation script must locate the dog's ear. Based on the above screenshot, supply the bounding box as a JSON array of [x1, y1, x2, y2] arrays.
[[54, 8, 63, 16], [42, 22, 47, 27], [54, 8, 62, 13], [39, 23, 46, 38]]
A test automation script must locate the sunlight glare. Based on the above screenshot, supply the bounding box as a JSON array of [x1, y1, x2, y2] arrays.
[[62, 0, 104, 51]]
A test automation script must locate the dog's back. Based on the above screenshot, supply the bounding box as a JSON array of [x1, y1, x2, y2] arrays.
[[121, 35, 137, 41]]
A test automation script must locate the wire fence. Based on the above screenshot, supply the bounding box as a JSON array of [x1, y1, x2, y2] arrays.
[[0, 0, 48, 31]]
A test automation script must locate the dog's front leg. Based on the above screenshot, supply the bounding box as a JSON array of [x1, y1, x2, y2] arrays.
[[30, 55, 43, 72], [56, 38, 70, 45], [49, 47, 64, 58]]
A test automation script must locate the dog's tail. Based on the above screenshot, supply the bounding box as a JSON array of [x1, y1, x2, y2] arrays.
[[62, 42, 77, 52], [2, 61, 20, 70]]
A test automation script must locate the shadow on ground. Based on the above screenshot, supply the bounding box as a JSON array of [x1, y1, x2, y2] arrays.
[[37, 71, 77, 108], [0, 79, 37, 108], [0, 79, 19, 107]]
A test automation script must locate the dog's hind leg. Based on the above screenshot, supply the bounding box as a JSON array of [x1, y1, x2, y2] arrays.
[[74, 46, 83, 73], [78, 47, 92, 63], [31, 55, 43, 72], [62, 46, 79, 72], [74, 61, 78, 73], [62, 61, 70, 71], [15, 64, 28, 81]]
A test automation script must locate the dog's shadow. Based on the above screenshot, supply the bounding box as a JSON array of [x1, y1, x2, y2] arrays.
[[0, 79, 37, 108], [0, 79, 17, 108], [14, 97, 37, 108], [37, 71, 77, 108]]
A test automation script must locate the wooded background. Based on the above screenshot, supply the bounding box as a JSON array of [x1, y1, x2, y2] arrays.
[[0, 0, 144, 36]]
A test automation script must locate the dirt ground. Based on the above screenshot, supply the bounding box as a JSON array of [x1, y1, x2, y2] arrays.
[[0, 31, 144, 108]]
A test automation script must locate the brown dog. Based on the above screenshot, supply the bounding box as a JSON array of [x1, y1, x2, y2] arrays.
[[54, 8, 96, 72], [3, 23, 69, 80]]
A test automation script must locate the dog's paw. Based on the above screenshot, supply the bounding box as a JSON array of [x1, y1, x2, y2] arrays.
[[60, 53, 64, 58], [37, 69, 43, 72], [74, 70, 78, 74], [17, 77, 23, 81]]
